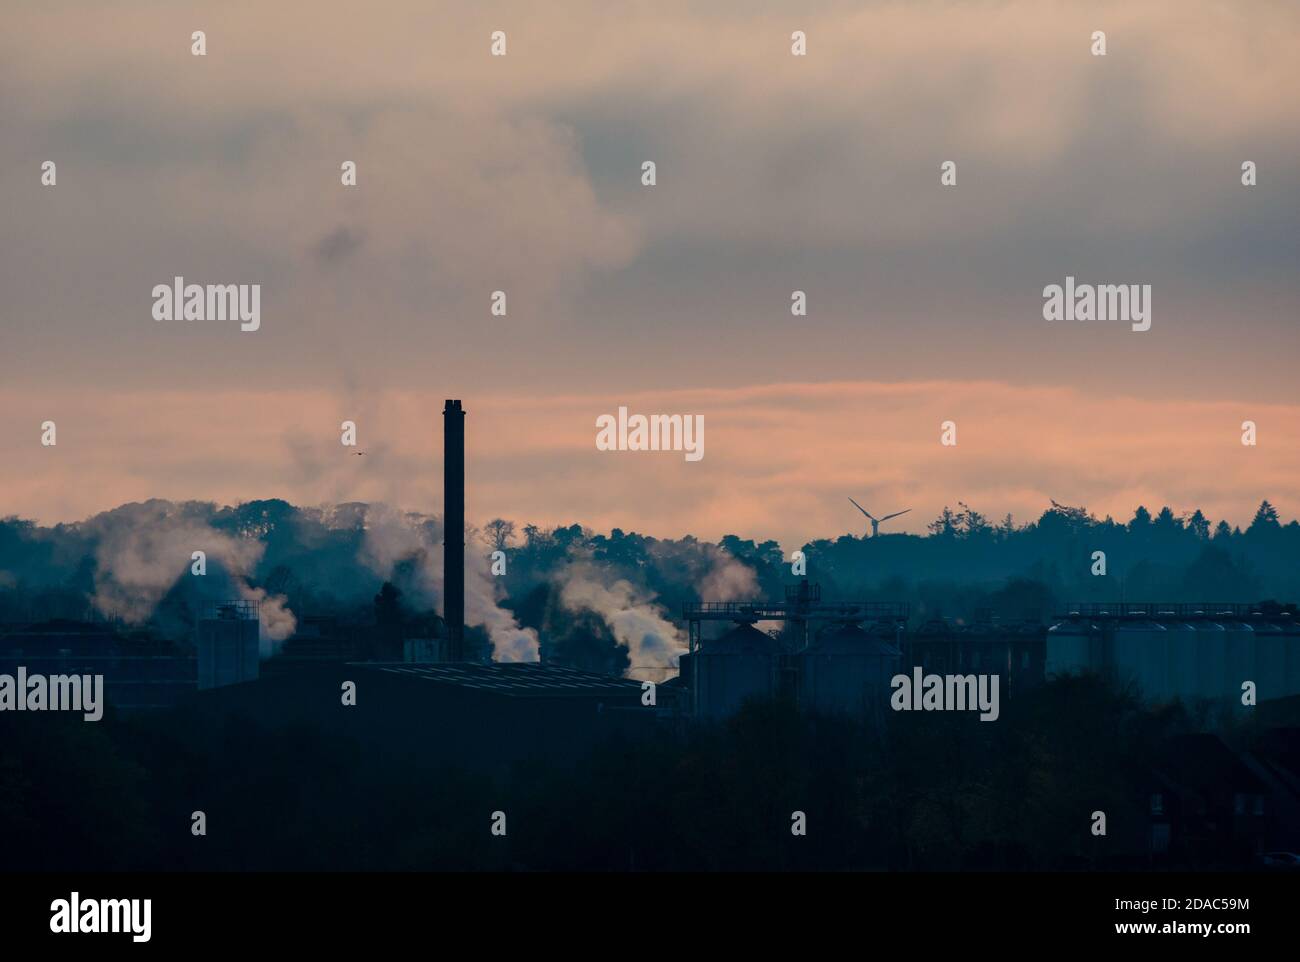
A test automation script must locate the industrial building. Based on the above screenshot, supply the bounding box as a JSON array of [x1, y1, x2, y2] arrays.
[[196, 601, 260, 690], [1046, 602, 1300, 709], [185, 660, 660, 776], [0, 618, 196, 710], [681, 582, 907, 720], [0, 598, 267, 712], [905, 616, 1046, 696], [681, 590, 1300, 721]]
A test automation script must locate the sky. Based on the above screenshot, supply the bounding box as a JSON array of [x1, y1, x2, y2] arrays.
[[1, 1, 1297, 549]]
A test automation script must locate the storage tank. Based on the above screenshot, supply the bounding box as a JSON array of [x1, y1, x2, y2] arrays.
[[799, 622, 900, 718], [1279, 616, 1300, 699], [1220, 620, 1256, 708], [694, 623, 781, 720], [1250, 620, 1284, 703], [197, 603, 260, 690], [1046, 619, 1095, 677], [1114, 620, 1168, 702], [1190, 619, 1227, 702], [1162, 621, 1199, 703]]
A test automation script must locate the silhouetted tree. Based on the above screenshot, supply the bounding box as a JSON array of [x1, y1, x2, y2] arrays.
[[483, 518, 516, 551], [1249, 500, 1280, 533], [928, 506, 959, 539], [1186, 510, 1210, 540]]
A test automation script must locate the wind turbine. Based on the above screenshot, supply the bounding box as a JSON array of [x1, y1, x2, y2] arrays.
[[848, 498, 911, 538]]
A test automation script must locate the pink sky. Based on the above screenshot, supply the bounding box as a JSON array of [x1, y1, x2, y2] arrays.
[[1, 2, 1297, 546], [3, 380, 1295, 550]]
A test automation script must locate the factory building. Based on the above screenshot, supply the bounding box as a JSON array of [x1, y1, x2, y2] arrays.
[[683, 591, 1300, 721], [0, 618, 197, 710], [905, 617, 1046, 696], [186, 661, 661, 777], [1046, 603, 1300, 709], [682, 583, 906, 720], [799, 621, 901, 719], [689, 622, 785, 719]]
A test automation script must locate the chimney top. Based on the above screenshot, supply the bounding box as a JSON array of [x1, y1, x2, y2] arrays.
[[443, 399, 464, 413]]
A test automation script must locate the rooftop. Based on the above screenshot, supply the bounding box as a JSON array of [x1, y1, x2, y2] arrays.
[[359, 661, 646, 699]]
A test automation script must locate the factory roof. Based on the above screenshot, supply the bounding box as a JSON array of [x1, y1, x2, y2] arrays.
[[359, 661, 647, 699]]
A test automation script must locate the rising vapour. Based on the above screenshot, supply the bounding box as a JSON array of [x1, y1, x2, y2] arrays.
[[359, 504, 540, 662], [555, 562, 686, 680], [549, 542, 760, 680], [84, 500, 296, 655]]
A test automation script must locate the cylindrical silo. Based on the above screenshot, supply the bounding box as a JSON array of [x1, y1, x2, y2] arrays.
[[1114, 620, 1168, 702], [799, 622, 900, 718], [1279, 616, 1300, 699], [1046, 619, 1095, 677], [694, 623, 781, 720], [1162, 621, 1198, 704], [1192, 619, 1227, 702], [1221, 620, 1256, 708], [1250, 620, 1284, 704]]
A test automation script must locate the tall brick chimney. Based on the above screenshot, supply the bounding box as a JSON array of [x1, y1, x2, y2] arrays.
[[442, 399, 465, 661]]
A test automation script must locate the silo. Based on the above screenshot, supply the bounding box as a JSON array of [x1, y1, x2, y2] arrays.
[[197, 602, 260, 690], [1114, 620, 1168, 702], [1046, 619, 1094, 677], [799, 622, 900, 718], [1162, 621, 1199, 704], [1191, 619, 1226, 702], [1220, 620, 1256, 707], [694, 623, 780, 720], [1250, 620, 1284, 703], [1279, 616, 1300, 699]]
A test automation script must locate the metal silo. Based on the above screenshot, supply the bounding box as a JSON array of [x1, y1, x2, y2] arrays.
[[1191, 617, 1227, 702], [1046, 618, 1095, 677], [1250, 619, 1284, 703], [1162, 621, 1198, 704], [1279, 616, 1300, 699], [799, 622, 900, 718], [197, 601, 260, 690], [1220, 618, 1256, 708], [1114, 620, 1168, 702], [694, 622, 781, 720]]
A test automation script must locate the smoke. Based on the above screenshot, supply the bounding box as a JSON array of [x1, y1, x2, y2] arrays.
[[357, 504, 440, 605], [556, 563, 686, 680], [643, 538, 762, 602], [697, 544, 761, 602], [84, 500, 296, 655], [359, 505, 539, 662], [240, 585, 297, 654]]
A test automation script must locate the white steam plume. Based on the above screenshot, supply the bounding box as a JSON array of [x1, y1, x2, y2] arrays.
[[359, 505, 539, 662], [85, 501, 296, 655], [556, 563, 686, 681]]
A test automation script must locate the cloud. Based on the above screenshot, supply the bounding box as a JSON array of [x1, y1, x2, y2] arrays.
[[556, 563, 685, 679], [2, 380, 1296, 554], [358, 504, 540, 662], [0, 1, 1295, 403], [312, 226, 365, 266]]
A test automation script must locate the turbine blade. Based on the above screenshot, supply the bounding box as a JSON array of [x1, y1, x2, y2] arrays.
[[847, 497, 874, 520], [880, 509, 912, 522]]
